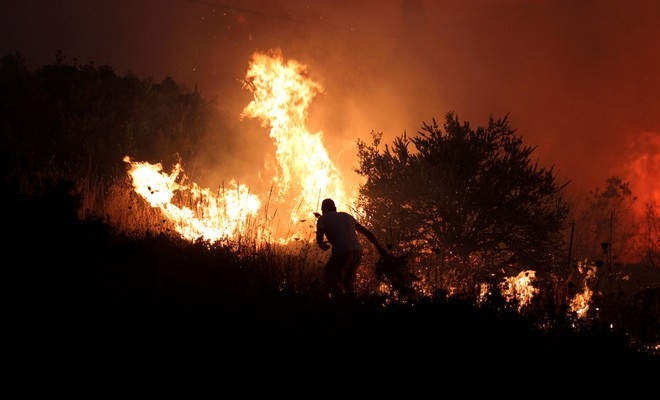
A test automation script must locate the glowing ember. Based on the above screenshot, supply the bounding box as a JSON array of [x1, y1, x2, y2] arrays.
[[124, 49, 349, 244]]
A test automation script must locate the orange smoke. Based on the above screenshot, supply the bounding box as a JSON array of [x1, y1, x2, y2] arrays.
[[621, 131, 660, 214]]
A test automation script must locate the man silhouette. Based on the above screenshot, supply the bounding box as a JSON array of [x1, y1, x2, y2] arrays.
[[315, 198, 388, 300]]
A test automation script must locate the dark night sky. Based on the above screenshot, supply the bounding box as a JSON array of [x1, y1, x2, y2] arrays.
[[1, 0, 659, 205]]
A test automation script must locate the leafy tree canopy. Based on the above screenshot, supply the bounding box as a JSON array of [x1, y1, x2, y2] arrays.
[[355, 111, 570, 272]]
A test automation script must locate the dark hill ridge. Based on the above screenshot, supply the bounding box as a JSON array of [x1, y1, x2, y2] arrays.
[[3, 177, 659, 375]]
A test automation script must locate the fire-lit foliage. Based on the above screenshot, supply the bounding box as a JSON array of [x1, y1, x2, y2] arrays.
[[354, 113, 571, 286]]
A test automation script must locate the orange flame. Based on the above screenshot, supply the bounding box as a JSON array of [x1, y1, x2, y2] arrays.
[[241, 49, 347, 225], [568, 260, 595, 319], [500, 270, 538, 311], [123, 156, 261, 242], [124, 49, 349, 244]]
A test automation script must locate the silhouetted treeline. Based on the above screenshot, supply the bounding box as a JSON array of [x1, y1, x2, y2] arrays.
[[1, 51, 216, 182]]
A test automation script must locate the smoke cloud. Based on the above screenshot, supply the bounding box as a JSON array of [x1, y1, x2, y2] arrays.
[[2, 0, 658, 203]]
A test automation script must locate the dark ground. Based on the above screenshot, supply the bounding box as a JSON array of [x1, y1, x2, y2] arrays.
[[4, 178, 659, 390]]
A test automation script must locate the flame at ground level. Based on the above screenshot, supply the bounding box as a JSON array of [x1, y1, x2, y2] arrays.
[[123, 156, 262, 243]]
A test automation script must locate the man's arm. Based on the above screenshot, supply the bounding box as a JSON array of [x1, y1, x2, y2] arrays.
[[355, 222, 388, 255]]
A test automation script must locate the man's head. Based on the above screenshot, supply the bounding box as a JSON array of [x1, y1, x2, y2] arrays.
[[321, 198, 336, 214]]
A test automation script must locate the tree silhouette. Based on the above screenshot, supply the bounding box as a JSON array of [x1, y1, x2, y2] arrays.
[[0, 51, 216, 182], [574, 176, 642, 264], [638, 202, 660, 268], [355, 112, 570, 284]]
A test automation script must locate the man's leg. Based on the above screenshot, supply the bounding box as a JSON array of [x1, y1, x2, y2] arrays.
[[325, 252, 352, 300], [343, 250, 363, 299], [324, 253, 343, 300]]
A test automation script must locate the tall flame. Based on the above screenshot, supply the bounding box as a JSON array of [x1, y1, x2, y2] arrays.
[[124, 49, 348, 244], [241, 49, 347, 223]]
